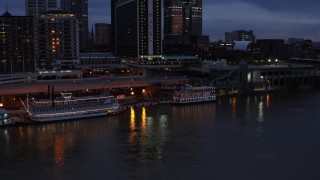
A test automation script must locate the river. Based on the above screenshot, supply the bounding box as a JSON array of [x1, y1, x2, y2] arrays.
[[1, 90, 320, 180]]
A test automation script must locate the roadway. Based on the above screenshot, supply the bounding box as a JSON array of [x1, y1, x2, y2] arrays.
[[0, 77, 187, 95]]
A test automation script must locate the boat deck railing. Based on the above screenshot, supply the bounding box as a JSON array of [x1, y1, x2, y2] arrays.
[[29, 102, 118, 114]]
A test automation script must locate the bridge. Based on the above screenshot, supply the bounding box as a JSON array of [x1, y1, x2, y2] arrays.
[[290, 58, 320, 65]]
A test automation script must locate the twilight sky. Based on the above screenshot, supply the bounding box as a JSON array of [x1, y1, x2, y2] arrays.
[[3, 0, 320, 41]]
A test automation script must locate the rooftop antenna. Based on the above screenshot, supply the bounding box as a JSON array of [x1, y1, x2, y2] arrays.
[[91, 24, 94, 37], [5, 0, 8, 12]]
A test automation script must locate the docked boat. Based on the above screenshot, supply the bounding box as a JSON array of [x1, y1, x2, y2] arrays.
[[26, 92, 125, 122], [173, 85, 216, 104], [0, 108, 13, 126]]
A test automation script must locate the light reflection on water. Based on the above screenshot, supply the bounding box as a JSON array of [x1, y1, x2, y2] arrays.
[[258, 101, 264, 131], [127, 107, 169, 162], [1, 92, 320, 179]]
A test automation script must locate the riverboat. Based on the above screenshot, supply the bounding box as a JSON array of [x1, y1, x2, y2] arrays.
[[0, 108, 13, 126], [26, 92, 125, 122], [173, 85, 216, 104]]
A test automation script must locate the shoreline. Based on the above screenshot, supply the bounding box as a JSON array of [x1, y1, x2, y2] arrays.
[[1, 86, 317, 127]]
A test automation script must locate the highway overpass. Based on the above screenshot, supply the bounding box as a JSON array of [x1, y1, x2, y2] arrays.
[[0, 77, 187, 95]]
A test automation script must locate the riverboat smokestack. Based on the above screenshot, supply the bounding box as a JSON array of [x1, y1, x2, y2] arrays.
[[51, 86, 55, 107]]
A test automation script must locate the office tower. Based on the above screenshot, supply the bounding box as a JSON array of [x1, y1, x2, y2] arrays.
[[164, 0, 202, 36], [34, 10, 81, 79], [0, 11, 35, 75], [95, 23, 111, 46], [163, 0, 204, 57], [115, 0, 162, 60], [61, 0, 89, 50], [25, 0, 57, 17], [111, 0, 120, 53], [225, 30, 256, 43]]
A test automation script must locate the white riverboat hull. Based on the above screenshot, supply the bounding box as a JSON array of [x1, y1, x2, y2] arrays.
[[28, 108, 124, 122], [173, 85, 216, 104], [172, 98, 216, 104], [26, 93, 125, 123]]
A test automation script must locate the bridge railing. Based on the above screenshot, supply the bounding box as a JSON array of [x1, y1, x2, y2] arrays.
[[0, 73, 36, 85]]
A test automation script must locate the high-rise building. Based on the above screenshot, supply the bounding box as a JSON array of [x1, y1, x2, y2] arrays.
[[115, 0, 162, 61], [111, 0, 120, 53], [34, 10, 81, 79], [225, 30, 256, 43], [61, 0, 89, 51], [0, 11, 35, 77], [25, 0, 57, 17], [163, 0, 204, 57], [95, 23, 111, 46], [164, 0, 202, 36]]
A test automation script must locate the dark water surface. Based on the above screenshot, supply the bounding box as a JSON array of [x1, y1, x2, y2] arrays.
[[1, 91, 320, 180]]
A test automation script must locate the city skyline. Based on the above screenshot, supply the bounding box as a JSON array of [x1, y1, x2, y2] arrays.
[[3, 0, 320, 41]]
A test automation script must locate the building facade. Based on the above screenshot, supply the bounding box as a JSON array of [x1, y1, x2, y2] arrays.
[[95, 23, 111, 46], [61, 0, 89, 51], [163, 0, 204, 57], [0, 11, 36, 83], [164, 0, 202, 36], [115, 0, 162, 63], [190, 35, 209, 57], [34, 10, 81, 79], [25, 0, 57, 17], [225, 30, 256, 43], [255, 39, 287, 60], [111, 0, 120, 53], [80, 53, 121, 77], [163, 35, 193, 55]]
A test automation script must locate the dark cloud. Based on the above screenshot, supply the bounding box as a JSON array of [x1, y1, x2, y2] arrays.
[[4, 0, 320, 41], [203, 0, 320, 41], [205, 0, 319, 13]]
